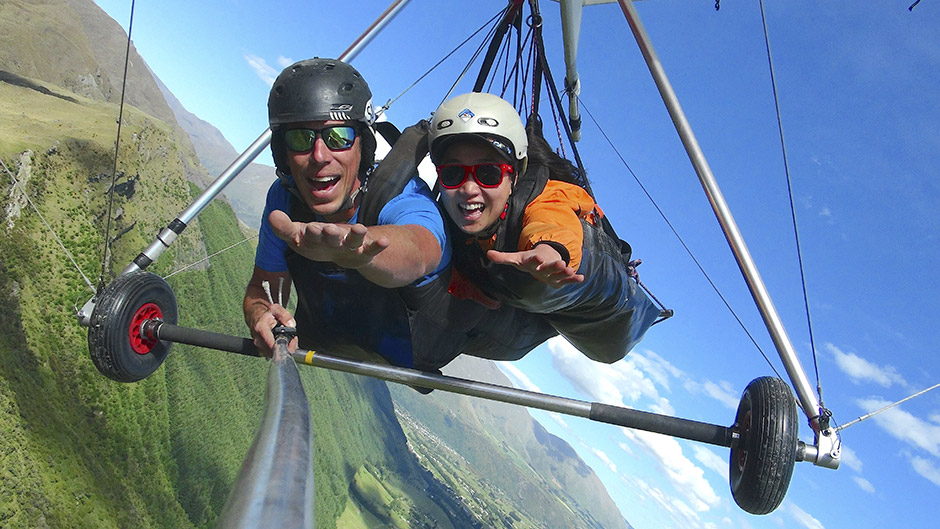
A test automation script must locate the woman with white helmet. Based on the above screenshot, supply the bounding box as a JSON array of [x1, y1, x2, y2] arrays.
[[430, 92, 660, 362]]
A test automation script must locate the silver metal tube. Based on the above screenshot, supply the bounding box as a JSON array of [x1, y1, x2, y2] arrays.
[[559, 0, 584, 141], [293, 350, 592, 417], [178, 129, 273, 225], [340, 0, 412, 62], [117, 0, 412, 276], [215, 340, 314, 529], [184, 0, 414, 231], [119, 131, 270, 276], [292, 351, 734, 446], [615, 0, 821, 426]]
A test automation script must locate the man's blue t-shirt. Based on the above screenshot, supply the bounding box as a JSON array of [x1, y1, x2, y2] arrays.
[[254, 175, 451, 285]]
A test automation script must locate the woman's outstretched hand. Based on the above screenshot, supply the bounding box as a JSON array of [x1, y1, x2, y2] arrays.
[[486, 244, 584, 288]]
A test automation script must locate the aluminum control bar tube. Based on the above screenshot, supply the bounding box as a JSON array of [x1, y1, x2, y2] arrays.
[[215, 330, 314, 529], [558, 0, 584, 141], [148, 321, 738, 449], [294, 348, 736, 447], [120, 0, 413, 277], [615, 0, 838, 469]]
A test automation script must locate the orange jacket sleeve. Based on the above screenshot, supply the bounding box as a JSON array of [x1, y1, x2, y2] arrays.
[[518, 180, 600, 271]]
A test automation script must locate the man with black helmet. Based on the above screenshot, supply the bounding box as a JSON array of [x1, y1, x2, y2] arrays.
[[243, 58, 555, 371]]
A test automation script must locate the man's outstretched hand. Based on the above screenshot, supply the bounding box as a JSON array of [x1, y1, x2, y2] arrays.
[[269, 210, 389, 270]]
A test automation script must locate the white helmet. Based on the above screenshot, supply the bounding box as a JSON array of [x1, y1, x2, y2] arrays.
[[429, 92, 527, 168]]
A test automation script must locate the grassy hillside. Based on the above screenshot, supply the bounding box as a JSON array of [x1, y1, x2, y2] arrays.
[[0, 0, 111, 102], [1, 76, 219, 527]]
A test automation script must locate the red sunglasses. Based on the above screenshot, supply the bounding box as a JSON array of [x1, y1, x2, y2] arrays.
[[436, 163, 514, 189]]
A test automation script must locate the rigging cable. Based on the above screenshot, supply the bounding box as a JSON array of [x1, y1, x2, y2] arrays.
[[164, 233, 259, 279], [440, 7, 508, 107], [836, 381, 940, 432], [1, 157, 96, 294], [758, 0, 827, 407], [98, 0, 136, 290], [531, 26, 588, 192], [376, 10, 504, 119], [577, 99, 782, 380]]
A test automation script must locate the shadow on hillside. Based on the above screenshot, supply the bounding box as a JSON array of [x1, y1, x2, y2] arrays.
[[0, 70, 79, 103]]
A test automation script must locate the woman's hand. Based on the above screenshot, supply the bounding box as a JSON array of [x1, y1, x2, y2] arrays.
[[486, 244, 584, 288]]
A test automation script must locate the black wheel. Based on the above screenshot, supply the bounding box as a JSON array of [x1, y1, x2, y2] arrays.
[[729, 376, 798, 515], [88, 271, 178, 382]]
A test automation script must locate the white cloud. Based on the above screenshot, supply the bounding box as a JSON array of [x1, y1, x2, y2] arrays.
[[590, 447, 617, 473], [628, 349, 683, 391], [649, 396, 676, 417], [839, 445, 863, 472], [618, 441, 635, 456], [826, 343, 906, 388], [670, 497, 703, 525], [702, 380, 740, 410], [276, 55, 294, 68], [629, 476, 707, 529], [692, 445, 728, 481], [244, 54, 280, 86], [548, 337, 660, 406], [684, 378, 740, 411], [622, 428, 721, 512], [788, 502, 826, 529], [547, 412, 569, 430], [548, 338, 734, 418], [498, 362, 542, 393], [857, 397, 940, 457], [852, 476, 876, 493], [911, 455, 940, 487]]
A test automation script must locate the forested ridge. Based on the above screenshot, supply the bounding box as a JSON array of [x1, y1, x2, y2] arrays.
[[0, 74, 445, 527]]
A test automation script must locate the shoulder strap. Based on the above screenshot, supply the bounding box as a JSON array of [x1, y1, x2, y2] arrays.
[[357, 119, 430, 226], [495, 164, 550, 251]]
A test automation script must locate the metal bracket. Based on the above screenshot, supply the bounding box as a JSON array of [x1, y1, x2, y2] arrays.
[[798, 428, 842, 469]]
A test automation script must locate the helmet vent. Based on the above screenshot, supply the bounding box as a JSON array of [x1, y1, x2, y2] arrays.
[[478, 117, 499, 127]]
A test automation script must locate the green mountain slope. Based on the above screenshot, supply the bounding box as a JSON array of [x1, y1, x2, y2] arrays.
[[0, 72, 465, 529], [155, 74, 272, 230], [391, 356, 631, 529]]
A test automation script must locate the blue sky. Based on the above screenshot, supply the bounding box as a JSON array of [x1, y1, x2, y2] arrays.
[[92, 1, 940, 528]]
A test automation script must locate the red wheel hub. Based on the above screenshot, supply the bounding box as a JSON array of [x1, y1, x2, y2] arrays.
[[129, 302, 162, 354]]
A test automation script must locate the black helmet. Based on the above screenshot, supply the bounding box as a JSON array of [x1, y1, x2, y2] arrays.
[[268, 58, 376, 175]]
